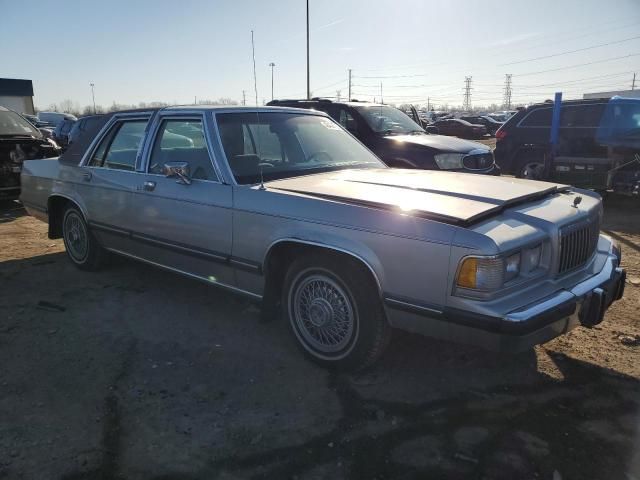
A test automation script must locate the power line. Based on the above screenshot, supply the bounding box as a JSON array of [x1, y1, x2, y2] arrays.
[[500, 34, 640, 66], [515, 53, 640, 77]]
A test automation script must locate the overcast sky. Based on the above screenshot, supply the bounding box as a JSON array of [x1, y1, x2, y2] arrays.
[[2, 0, 640, 109]]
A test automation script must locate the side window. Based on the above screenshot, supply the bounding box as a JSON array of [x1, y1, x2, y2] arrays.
[[560, 104, 605, 128], [149, 119, 217, 181], [520, 108, 552, 127], [89, 119, 148, 170], [338, 108, 357, 132]]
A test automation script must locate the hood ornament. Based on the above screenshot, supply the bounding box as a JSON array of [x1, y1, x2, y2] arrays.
[[572, 196, 582, 208]]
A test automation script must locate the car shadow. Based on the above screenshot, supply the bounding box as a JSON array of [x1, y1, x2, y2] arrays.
[[0, 201, 27, 224], [2, 252, 638, 480]]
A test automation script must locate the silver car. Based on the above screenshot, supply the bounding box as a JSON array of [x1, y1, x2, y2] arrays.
[[20, 106, 626, 370]]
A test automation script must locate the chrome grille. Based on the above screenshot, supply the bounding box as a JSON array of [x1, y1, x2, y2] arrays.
[[558, 217, 600, 274]]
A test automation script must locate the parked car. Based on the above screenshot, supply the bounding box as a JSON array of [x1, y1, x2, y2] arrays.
[[493, 97, 640, 192], [53, 118, 76, 148], [0, 106, 60, 200], [68, 115, 104, 146], [20, 106, 625, 370], [432, 118, 487, 138], [268, 99, 497, 174], [460, 115, 504, 136], [38, 111, 77, 127]]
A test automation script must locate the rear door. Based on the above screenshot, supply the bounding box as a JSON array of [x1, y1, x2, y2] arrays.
[[77, 113, 152, 253], [128, 111, 235, 286]]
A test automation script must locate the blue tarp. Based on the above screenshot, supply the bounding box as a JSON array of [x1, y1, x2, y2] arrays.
[[596, 96, 640, 149]]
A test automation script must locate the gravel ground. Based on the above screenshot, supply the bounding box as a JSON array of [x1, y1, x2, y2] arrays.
[[0, 196, 638, 480]]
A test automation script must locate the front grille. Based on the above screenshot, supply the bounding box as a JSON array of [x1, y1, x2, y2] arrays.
[[558, 217, 600, 274], [462, 153, 494, 171]]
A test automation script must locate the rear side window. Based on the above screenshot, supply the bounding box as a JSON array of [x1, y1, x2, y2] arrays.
[[560, 104, 605, 127], [89, 119, 148, 170], [520, 107, 552, 127]]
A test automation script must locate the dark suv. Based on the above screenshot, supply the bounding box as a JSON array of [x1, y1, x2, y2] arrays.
[[267, 99, 498, 174], [494, 99, 619, 190]]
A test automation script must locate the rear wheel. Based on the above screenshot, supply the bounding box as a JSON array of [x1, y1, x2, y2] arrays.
[[62, 206, 107, 270], [282, 252, 391, 371], [515, 151, 546, 180]]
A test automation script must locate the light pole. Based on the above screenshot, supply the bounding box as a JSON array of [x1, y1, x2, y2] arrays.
[[306, 0, 310, 99], [269, 62, 276, 101], [90, 83, 96, 114]]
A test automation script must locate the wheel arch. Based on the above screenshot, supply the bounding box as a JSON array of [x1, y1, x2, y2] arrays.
[[47, 194, 87, 239], [261, 238, 385, 312]]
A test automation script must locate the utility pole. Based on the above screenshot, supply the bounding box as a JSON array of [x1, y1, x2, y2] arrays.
[[90, 82, 96, 114], [463, 76, 472, 111], [427, 97, 430, 111], [251, 30, 258, 106], [242, 90, 246, 106], [633, 73, 637, 90], [194, 96, 197, 105], [335, 90, 341, 101], [269, 62, 276, 100], [306, 0, 310, 99], [348, 68, 352, 101], [503, 74, 513, 109], [380, 82, 383, 104]]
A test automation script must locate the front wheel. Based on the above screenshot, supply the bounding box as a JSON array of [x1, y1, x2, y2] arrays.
[[282, 252, 391, 371], [62, 206, 107, 270]]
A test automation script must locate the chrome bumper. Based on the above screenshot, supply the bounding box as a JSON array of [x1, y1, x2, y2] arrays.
[[385, 243, 625, 353]]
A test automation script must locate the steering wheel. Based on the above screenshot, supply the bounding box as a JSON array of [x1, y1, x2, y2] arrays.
[[306, 151, 333, 163]]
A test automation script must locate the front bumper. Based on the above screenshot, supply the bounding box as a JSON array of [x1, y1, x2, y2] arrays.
[[386, 243, 625, 352]]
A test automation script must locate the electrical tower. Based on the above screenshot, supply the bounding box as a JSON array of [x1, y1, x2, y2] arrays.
[[463, 76, 472, 111], [503, 74, 513, 109]]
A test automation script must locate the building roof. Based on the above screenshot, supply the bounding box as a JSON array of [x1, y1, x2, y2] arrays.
[[0, 78, 34, 96]]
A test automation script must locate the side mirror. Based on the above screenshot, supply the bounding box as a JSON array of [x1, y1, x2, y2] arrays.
[[164, 161, 192, 185], [426, 126, 439, 134]]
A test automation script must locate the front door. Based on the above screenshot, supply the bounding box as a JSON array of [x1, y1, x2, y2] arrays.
[[128, 113, 235, 286]]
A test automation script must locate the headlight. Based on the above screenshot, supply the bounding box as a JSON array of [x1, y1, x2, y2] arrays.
[[456, 253, 521, 292], [505, 252, 521, 282], [523, 244, 542, 272], [434, 153, 465, 170]]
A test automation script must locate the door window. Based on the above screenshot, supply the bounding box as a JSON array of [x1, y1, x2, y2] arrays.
[[89, 119, 148, 170], [520, 107, 552, 127], [560, 104, 606, 127], [149, 119, 217, 181]]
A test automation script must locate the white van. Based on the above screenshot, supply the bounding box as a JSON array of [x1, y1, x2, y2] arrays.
[[37, 111, 78, 127]]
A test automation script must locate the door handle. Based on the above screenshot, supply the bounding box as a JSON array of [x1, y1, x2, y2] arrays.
[[82, 171, 92, 181], [143, 181, 156, 192]]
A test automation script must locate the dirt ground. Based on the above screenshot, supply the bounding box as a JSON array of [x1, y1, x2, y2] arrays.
[[0, 196, 639, 480]]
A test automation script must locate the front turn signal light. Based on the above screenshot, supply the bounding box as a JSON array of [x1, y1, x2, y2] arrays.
[[457, 258, 478, 289]]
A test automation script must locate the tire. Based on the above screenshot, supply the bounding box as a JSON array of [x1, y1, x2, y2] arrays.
[[61, 206, 107, 270], [515, 151, 546, 181], [282, 252, 391, 371]]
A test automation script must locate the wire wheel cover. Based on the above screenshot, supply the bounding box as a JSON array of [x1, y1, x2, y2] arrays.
[[64, 212, 88, 261], [293, 274, 356, 353]]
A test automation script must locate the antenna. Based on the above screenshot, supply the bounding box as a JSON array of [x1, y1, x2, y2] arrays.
[[251, 30, 258, 106], [257, 162, 273, 190]]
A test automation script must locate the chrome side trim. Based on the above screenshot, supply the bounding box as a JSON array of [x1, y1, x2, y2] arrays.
[[263, 238, 384, 298], [106, 248, 262, 300], [384, 297, 443, 316]]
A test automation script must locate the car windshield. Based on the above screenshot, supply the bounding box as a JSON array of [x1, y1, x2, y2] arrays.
[[354, 105, 424, 135], [217, 112, 386, 184], [0, 110, 41, 137]]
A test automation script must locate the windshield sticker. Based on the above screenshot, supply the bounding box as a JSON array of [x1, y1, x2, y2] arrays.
[[321, 120, 342, 131]]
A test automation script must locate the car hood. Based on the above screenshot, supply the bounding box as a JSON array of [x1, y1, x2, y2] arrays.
[[382, 133, 488, 153], [266, 168, 569, 226]]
